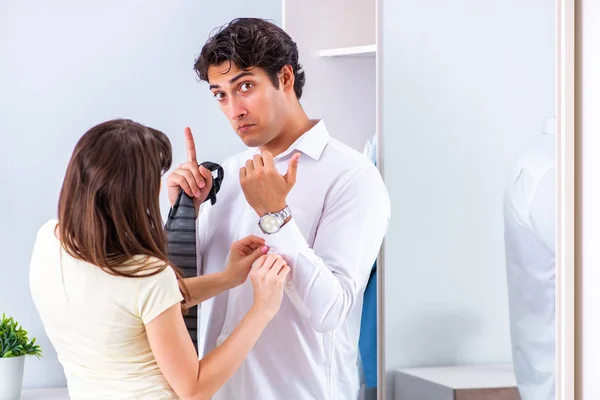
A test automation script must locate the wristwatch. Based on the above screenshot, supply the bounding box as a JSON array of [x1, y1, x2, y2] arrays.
[[258, 205, 292, 234]]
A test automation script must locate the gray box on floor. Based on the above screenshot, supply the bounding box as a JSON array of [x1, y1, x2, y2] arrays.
[[394, 365, 520, 400]]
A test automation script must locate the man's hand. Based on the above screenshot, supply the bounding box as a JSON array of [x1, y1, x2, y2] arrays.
[[224, 236, 269, 288], [239, 151, 301, 217], [166, 127, 213, 214]]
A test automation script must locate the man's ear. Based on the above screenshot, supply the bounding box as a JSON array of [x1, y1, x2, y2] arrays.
[[279, 65, 295, 92]]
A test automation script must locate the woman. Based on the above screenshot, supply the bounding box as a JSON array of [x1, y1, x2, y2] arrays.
[[29, 119, 290, 399]]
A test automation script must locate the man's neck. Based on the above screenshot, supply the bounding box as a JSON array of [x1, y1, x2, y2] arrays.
[[260, 109, 313, 157]]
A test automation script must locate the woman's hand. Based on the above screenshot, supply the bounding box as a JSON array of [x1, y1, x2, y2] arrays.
[[223, 236, 269, 288], [249, 254, 290, 319]]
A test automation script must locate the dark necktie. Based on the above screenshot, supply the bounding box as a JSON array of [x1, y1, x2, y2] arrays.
[[165, 161, 224, 351]]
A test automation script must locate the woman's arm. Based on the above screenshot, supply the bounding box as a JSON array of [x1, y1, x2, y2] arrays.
[[182, 272, 231, 308], [146, 254, 290, 400], [183, 235, 268, 308]]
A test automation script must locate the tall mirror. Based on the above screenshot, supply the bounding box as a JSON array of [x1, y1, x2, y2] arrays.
[[381, 1, 556, 399]]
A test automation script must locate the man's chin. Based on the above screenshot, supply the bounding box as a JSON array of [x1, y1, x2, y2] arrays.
[[239, 135, 265, 148]]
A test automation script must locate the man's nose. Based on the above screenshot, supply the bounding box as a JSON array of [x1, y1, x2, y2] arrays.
[[229, 98, 247, 120]]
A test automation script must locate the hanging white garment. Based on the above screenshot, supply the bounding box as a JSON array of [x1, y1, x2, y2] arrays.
[[363, 134, 377, 165], [503, 118, 556, 400]]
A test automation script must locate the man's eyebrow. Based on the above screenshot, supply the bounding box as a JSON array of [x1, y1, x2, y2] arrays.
[[209, 71, 255, 90]]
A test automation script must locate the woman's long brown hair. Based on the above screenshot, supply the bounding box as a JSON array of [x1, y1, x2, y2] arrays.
[[58, 119, 190, 310]]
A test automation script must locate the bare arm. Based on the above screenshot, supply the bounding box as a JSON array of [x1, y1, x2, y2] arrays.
[[183, 235, 268, 308], [182, 272, 231, 308], [146, 302, 270, 400], [146, 254, 289, 400]]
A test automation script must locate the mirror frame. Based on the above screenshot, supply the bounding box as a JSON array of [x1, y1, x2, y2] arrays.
[[375, 0, 576, 398], [555, 0, 575, 399]]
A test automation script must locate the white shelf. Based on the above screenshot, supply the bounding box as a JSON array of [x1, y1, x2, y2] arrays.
[[318, 44, 376, 58]]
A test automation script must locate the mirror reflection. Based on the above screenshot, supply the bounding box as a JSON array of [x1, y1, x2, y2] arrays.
[[382, 1, 556, 400]]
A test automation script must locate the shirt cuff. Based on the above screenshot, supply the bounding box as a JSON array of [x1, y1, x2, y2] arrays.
[[265, 216, 309, 263], [265, 217, 314, 319]]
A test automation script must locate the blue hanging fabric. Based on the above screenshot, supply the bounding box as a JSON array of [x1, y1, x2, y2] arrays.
[[359, 261, 378, 388], [359, 134, 378, 389]]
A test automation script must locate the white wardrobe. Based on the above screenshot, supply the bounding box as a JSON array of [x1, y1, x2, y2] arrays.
[[282, 0, 377, 153]]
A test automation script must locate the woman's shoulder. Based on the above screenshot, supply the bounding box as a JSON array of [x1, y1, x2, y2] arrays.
[[32, 219, 60, 251], [36, 218, 59, 238]]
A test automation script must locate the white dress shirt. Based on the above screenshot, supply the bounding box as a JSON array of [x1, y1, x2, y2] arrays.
[[196, 120, 390, 400], [503, 118, 555, 400]]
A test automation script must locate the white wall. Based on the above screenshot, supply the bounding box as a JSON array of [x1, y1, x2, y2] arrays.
[[0, 0, 280, 389], [577, 0, 600, 398], [381, 0, 555, 394]]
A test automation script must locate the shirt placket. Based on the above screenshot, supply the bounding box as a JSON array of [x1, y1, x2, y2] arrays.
[[220, 195, 264, 338]]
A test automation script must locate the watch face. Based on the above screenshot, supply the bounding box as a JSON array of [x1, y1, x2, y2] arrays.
[[260, 214, 280, 234]]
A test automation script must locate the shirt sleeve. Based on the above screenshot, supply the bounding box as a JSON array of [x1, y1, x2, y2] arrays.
[[265, 164, 391, 333], [529, 167, 556, 253], [137, 266, 184, 325]]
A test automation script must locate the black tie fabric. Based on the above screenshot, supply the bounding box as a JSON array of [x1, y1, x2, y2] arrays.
[[165, 161, 224, 351]]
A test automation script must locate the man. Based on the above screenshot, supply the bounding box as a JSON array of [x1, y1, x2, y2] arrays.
[[167, 18, 390, 399]]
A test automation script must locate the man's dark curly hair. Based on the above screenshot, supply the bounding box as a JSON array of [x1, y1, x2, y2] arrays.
[[194, 18, 306, 100]]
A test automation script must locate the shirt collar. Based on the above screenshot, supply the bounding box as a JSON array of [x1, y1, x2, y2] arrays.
[[252, 119, 330, 161]]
